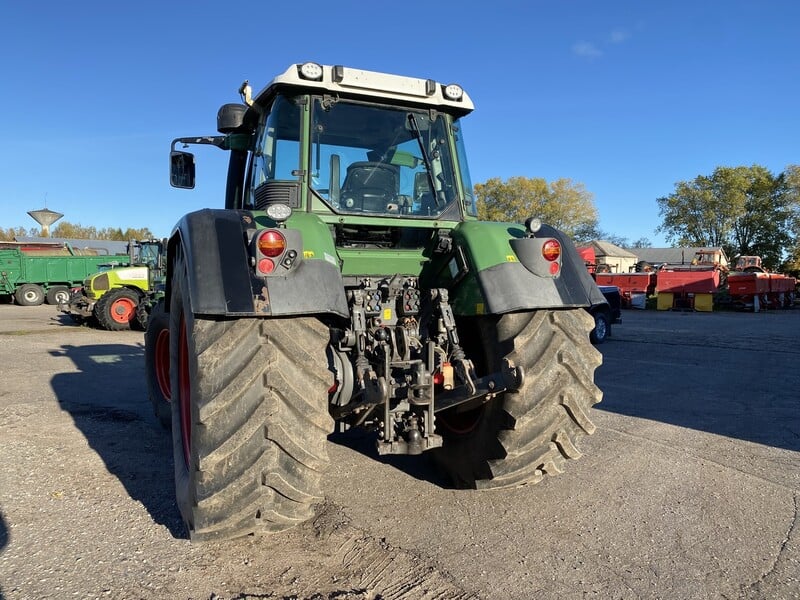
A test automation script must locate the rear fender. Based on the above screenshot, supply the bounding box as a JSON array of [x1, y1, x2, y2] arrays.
[[167, 209, 348, 317], [444, 221, 606, 315]]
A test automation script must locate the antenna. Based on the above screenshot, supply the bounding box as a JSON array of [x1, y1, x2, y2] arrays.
[[27, 207, 64, 238]]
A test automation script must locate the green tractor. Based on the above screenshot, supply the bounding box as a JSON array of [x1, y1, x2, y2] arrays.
[[60, 239, 166, 330], [147, 62, 604, 541]]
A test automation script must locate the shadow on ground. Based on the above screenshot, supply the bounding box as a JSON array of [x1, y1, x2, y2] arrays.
[[328, 429, 451, 487], [0, 510, 6, 600], [594, 335, 800, 453], [0, 509, 7, 553], [49, 343, 184, 538]]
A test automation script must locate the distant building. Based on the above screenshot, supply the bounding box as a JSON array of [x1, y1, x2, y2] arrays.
[[581, 240, 638, 273], [16, 236, 129, 256], [631, 247, 729, 269]]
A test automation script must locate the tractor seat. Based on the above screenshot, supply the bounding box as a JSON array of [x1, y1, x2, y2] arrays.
[[340, 162, 399, 213]]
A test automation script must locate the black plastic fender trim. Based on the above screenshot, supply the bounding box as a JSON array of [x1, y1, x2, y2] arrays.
[[171, 209, 348, 318], [260, 259, 349, 317], [476, 225, 607, 314]]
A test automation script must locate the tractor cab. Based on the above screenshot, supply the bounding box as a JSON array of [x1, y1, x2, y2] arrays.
[[170, 63, 477, 236], [734, 255, 764, 272]]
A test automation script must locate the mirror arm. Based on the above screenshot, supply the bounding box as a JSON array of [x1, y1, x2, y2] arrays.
[[170, 136, 227, 152]]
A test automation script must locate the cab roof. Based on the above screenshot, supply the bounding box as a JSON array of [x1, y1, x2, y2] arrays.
[[252, 62, 475, 116]]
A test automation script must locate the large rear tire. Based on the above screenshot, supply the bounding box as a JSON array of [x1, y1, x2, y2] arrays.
[[433, 309, 602, 489], [169, 250, 334, 541], [95, 288, 140, 330], [145, 299, 171, 429], [15, 284, 45, 306], [46, 285, 70, 306]]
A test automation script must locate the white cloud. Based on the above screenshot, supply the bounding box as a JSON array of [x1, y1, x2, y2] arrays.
[[610, 28, 631, 44], [573, 26, 633, 60], [572, 41, 603, 58]]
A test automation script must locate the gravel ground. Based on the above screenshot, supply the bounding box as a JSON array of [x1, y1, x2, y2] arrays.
[[0, 303, 798, 599]]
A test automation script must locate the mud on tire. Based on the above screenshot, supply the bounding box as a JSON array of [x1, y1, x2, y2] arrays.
[[169, 251, 334, 541], [433, 309, 602, 489]]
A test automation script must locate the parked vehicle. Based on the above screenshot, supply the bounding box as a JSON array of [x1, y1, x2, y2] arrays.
[[726, 256, 796, 311], [59, 239, 166, 330], [0, 243, 128, 306], [588, 285, 622, 344], [148, 62, 604, 541], [594, 272, 656, 309]]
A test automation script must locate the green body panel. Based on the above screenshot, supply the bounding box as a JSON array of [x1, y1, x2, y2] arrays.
[[0, 248, 129, 295], [86, 265, 152, 300], [253, 211, 447, 278], [338, 248, 428, 276], [422, 221, 529, 316], [451, 221, 526, 271], [253, 211, 340, 267], [245, 213, 530, 313], [440, 266, 485, 316]]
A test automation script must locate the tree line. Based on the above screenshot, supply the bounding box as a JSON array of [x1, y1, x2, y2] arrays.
[[476, 164, 799, 272], [656, 165, 799, 271], [0, 222, 154, 243], [475, 176, 651, 248]]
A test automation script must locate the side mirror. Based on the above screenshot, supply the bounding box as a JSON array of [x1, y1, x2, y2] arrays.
[[170, 151, 196, 189], [414, 171, 431, 197]]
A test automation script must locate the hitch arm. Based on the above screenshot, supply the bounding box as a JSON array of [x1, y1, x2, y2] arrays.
[[434, 358, 524, 413]]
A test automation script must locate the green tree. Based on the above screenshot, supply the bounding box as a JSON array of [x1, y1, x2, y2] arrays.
[[780, 164, 800, 274], [97, 227, 126, 240], [475, 176, 599, 242], [1, 222, 155, 242], [119, 227, 155, 241], [656, 165, 797, 269], [0, 226, 36, 241], [52, 222, 99, 239], [49, 222, 154, 241]]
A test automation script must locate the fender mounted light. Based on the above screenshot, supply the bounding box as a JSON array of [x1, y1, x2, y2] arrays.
[[541, 239, 561, 262], [257, 230, 286, 258], [266, 203, 292, 223], [525, 217, 542, 235]]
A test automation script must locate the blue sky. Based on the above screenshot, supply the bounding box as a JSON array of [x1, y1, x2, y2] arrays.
[[1, 1, 797, 246]]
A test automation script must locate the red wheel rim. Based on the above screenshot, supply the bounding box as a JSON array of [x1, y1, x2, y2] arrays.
[[154, 328, 171, 401], [110, 297, 136, 323], [178, 315, 191, 467]]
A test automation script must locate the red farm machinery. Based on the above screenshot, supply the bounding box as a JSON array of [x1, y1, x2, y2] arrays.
[[726, 256, 797, 312]]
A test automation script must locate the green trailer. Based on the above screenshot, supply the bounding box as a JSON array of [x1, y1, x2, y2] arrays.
[[0, 244, 130, 306]]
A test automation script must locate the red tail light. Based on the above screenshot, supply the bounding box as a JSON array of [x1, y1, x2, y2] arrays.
[[542, 239, 561, 261], [258, 258, 275, 274], [257, 230, 286, 257]]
